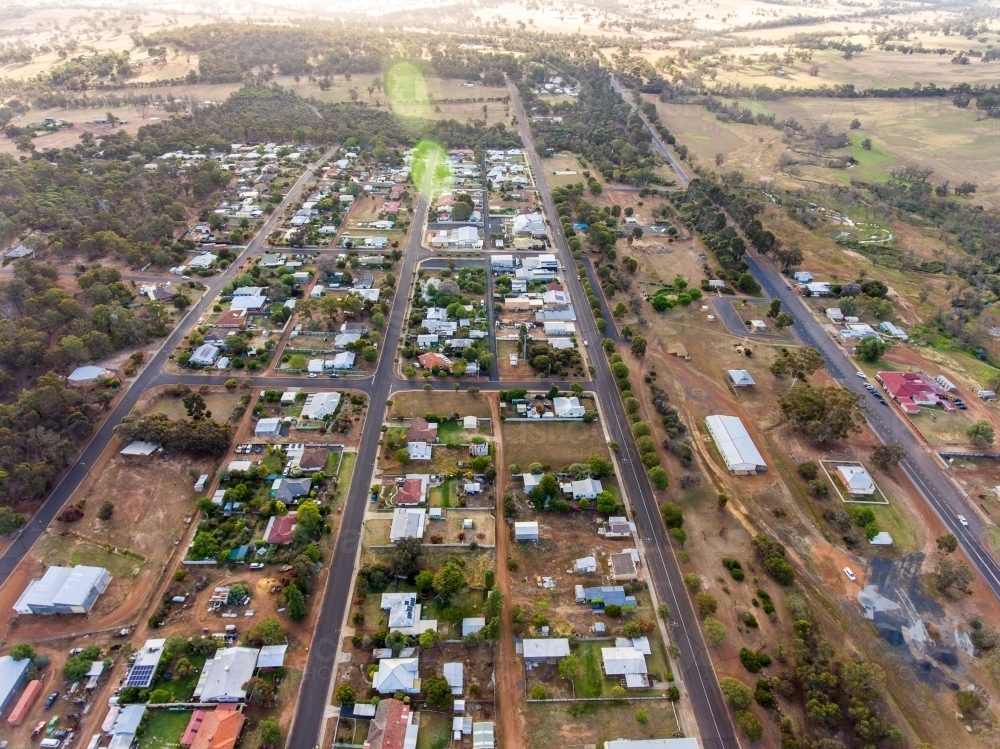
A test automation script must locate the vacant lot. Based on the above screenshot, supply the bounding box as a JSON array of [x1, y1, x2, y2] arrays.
[[150, 389, 243, 421], [525, 700, 678, 749], [907, 408, 975, 447], [542, 152, 587, 187], [502, 420, 610, 471], [390, 390, 494, 419]]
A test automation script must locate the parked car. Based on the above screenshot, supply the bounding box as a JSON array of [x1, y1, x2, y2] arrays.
[[44, 692, 59, 710], [843, 567, 857, 582], [250, 563, 264, 570], [856, 371, 867, 379]]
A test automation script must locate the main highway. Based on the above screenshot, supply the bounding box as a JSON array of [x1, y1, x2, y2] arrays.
[[608, 77, 1000, 600]]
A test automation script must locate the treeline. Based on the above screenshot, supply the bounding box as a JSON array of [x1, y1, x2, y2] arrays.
[[114, 412, 233, 455], [525, 58, 666, 187]]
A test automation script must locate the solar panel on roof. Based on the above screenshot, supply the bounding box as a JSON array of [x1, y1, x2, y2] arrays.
[[125, 664, 156, 687]]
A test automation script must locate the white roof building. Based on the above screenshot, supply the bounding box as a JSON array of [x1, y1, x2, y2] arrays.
[[407, 441, 433, 461], [107, 705, 147, 749], [123, 639, 167, 689], [300, 391, 341, 420], [836, 465, 876, 496], [229, 295, 268, 311], [727, 370, 755, 387], [257, 644, 288, 669], [601, 647, 647, 676], [561, 478, 602, 500], [462, 617, 486, 637], [705, 415, 766, 474], [605, 739, 700, 749], [390, 508, 427, 542], [67, 365, 114, 386], [255, 417, 283, 437], [333, 351, 356, 369], [553, 396, 585, 418], [443, 662, 464, 695], [574, 556, 598, 574], [373, 658, 420, 694], [196, 647, 260, 702], [513, 212, 546, 236], [515, 521, 539, 541], [190, 343, 221, 366], [14, 565, 111, 615], [523, 639, 570, 662]]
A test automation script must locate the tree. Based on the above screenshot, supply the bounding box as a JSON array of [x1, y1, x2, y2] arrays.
[[779, 385, 864, 442], [558, 653, 580, 680], [336, 683, 357, 704], [589, 454, 614, 478], [242, 676, 275, 705], [596, 491, 618, 514], [286, 585, 307, 621], [660, 502, 684, 528], [415, 570, 435, 592], [10, 642, 35, 661], [871, 444, 906, 470], [736, 710, 764, 741], [696, 593, 718, 617], [932, 558, 975, 595], [855, 335, 886, 363], [0, 507, 26, 537], [704, 617, 727, 647], [968, 419, 995, 446], [424, 675, 452, 708], [936, 534, 959, 554], [719, 677, 753, 709], [773, 313, 794, 330], [649, 467, 669, 490], [769, 347, 825, 379], [97, 501, 114, 520], [390, 537, 422, 578], [149, 688, 172, 703], [433, 561, 467, 601], [775, 245, 804, 270], [418, 628, 439, 650], [631, 336, 647, 357], [259, 717, 282, 745], [861, 138, 872, 150], [613, 302, 627, 318], [183, 392, 207, 420], [244, 617, 286, 647]]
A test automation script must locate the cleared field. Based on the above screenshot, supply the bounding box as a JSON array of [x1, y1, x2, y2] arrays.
[[542, 152, 588, 187], [389, 390, 493, 419], [502, 420, 610, 470], [525, 700, 678, 749], [150, 390, 243, 421]]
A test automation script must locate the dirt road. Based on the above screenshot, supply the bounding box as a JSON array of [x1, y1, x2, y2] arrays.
[[490, 395, 525, 748]]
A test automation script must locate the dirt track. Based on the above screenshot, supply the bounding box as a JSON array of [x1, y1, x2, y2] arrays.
[[489, 395, 526, 747]]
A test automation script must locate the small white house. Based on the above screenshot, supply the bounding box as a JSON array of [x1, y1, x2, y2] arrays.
[[515, 521, 539, 542], [553, 396, 585, 418], [836, 465, 876, 496], [255, 418, 282, 438], [574, 556, 598, 574]]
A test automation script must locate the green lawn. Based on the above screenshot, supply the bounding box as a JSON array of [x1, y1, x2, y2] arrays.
[[436, 420, 466, 444], [137, 709, 193, 749], [150, 654, 207, 702], [429, 479, 453, 508], [575, 641, 605, 697], [334, 452, 356, 504], [325, 451, 343, 475], [415, 711, 452, 749]]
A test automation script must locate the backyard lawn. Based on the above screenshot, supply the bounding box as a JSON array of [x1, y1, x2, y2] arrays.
[[429, 479, 454, 508], [137, 709, 193, 749], [149, 655, 207, 702], [415, 710, 452, 749]]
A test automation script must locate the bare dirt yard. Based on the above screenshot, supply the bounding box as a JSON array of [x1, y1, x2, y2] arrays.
[[501, 420, 610, 472], [389, 390, 494, 420]]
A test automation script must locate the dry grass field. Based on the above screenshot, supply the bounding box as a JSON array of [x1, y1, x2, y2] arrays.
[[389, 390, 494, 419], [501, 420, 610, 471]]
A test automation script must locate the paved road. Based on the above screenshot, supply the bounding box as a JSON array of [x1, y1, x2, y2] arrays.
[[606, 78, 1000, 600], [0, 146, 340, 583], [509, 78, 741, 749]]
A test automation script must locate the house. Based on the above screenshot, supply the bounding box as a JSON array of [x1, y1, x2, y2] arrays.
[[272, 477, 311, 503], [553, 396, 586, 418], [574, 556, 598, 574], [0, 655, 30, 718], [365, 699, 417, 749], [67, 365, 115, 387], [705, 415, 767, 475], [406, 441, 433, 461], [390, 508, 427, 542], [825, 308, 844, 322], [263, 513, 297, 544], [462, 617, 486, 637], [215, 309, 248, 328], [608, 551, 639, 581], [491, 255, 515, 271], [805, 282, 831, 296], [182, 706, 245, 749], [727, 370, 755, 388], [380, 592, 436, 634], [879, 321, 909, 341], [229, 295, 268, 312], [341, 322, 368, 334], [877, 371, 950, 414], [561, 478, 602, 500], [300, 391, 341, 420], [793, 271, 814, 283], [605, 739, 699, 749], [521, 473, 543, 494], [259, 253, 284, 267], [191, 344, 222, 366], [836, 465, 876, 496], [523, 639, 570, 664], [418, 352, 452, 370], [188, 252, 218, 269], [14, 565, 111, 615], [196, 647, 260, 702], [395, 475, 429, 506], [255, 417, 283, 438], [407, 417, 438, 443], [296, 447, 330, 472], [513, 212, 547, 237], [333, 352, 356, 369], [581, 586, 637, 610], [373, 658, 421, 694], [515, 521, 539, 541], [417, 334, 439, 349], [124, 639, 167, 688], [335, 332, 362, 349], [601, 647, 647, 677], [119, 440, 162, 457], [108, 705, 147, 749], [311, 285, 325, 299], [444, 662, 464, 695]]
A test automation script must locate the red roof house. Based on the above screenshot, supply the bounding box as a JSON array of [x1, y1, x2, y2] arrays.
[[546, 281, 564, 292], [418, 352, 452, 370], [364, 699, 410, 749], [188, 706, 244, 749], [214, 309, 247, 328], [395, 478, 426, 506], [407, 416, 438, 443], [876, 371, 952, 414], [263, 512, 297, 544]]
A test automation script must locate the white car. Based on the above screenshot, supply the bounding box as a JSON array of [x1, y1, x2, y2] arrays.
[[249, 563, 264, 570], [958, 515, 969, 527], [843, 567, 857, 582], [856, 371, 866, 379], [308, 373, 318, 378]]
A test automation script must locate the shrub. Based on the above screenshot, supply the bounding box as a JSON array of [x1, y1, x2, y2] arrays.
[[667, 686, 680, 701], [683, 573, 701, 592], [722, 558, 744, 581], [605, 604, 622, 618], [703, 617, 726, 647], [97, 501, 114, 520], [719, 677, 753, 709], [636, 708, 649, 724], [660, 502, 684, 528], [173, 569, 186, 582], [695, 593, 718, 617], [669, 527, 687, 546], [649, 467, 669, 489], [796, 461, 819, 480], [739, 648, 771, 673], [742, 612, 759, 628], [336, 683, 357, 704], [737, 710, 764, 741], [530, 686, 547, 700], [754, 679, 776, 709]]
